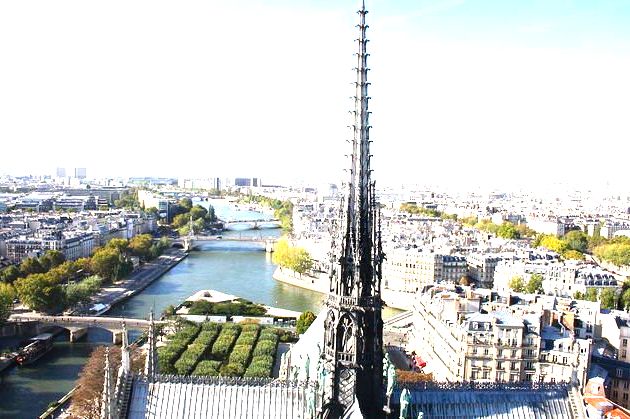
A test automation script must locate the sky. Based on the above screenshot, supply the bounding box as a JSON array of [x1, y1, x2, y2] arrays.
[[1, 0, 629, 190]]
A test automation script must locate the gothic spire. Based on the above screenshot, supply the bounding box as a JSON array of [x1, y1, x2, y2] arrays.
[[101, 347, 114, 419], [120, 320, 130, 373], [144, 309, 158, 380], [320, 1, 385, 418]]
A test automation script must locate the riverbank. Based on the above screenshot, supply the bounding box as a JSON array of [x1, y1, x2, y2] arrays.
[[272, 267, 417, 311], [91, 249, 188, 314]]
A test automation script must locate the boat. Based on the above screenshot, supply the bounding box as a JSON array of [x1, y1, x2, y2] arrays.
[[15, 333, 54, 366], [88, 303, 111, 316]]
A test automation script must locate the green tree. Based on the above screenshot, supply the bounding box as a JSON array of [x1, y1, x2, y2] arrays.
[[39, 250, 66, 271], [508, 276, 525, 292], [20, 257, 46, 276], [172, 213, 190, 229], [574, 291, 585, 300], [459, 275, 472, 286], [0, 283, 16, 322], [296, 311, 316, 334], [601, 288, 617, 309], [189, 205, 208, 221], [205, 205, 217, 222], [65, 276, 103, 307], [291, 248, 313, 275], [620, 288, 630, 311], [14, 273, 65, 313], [525, 274, 544, 294], [564, 230, 588, 253], [129, 234, 153, 259], [594, 243, 630, 266], [178, 198, 193, 211], [106, 238, 129, 254], [497, 222, 520, 240], [114, 190, 139, 209], [90, 248, 123, 282], [0, 265, 21, 284], [585, 288, 599, 302]]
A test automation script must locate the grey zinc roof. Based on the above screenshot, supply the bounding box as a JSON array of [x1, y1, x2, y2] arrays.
[[393, 382, 580, 419], [127, 376, 316, 419]]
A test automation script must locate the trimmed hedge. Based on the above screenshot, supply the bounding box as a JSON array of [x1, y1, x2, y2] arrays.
[[193, 360, 222, 376], [220, 362, 245, 377], [157, 324, 201, 374], [209, 324, 241, 360]]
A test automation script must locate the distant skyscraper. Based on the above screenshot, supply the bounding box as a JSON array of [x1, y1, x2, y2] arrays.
[[56, 167, 66, 178], [74, 168, 87, 179]]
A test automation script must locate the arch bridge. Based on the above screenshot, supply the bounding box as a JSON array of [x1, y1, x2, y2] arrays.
[[10, 314, 166, 343], [178, 236, 278, 252]]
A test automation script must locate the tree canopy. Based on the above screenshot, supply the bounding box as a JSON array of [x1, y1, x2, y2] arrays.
[[525, 274, 544, 294], [508, 275, 525, 292], [0, 283, 16, 323], [272, 238, 313, 275], [296, 311, 316, 334]]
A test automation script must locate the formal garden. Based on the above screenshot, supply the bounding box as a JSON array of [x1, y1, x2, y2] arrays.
[[157, 321, 293, 378]]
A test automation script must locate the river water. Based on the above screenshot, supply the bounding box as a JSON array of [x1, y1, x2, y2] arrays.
[[0, 198, 396, 417]]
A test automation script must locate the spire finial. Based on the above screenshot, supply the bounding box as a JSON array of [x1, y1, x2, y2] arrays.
[[101, 347, 114, 419], [144, 309, 158, 380], [120, 320, 130, 373]]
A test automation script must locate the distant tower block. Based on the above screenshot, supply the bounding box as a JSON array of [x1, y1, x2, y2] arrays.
[[74, 167, 87, 179]]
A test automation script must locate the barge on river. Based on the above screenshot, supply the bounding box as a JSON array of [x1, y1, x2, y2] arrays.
[[15, 333, 54, 366]]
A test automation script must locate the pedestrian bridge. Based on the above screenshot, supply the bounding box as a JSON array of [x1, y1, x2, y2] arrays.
[[10, 314, 166, 343]]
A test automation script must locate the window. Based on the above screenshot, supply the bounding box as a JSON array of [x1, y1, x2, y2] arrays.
[[618, 368, 624, 378], [624, 393, 628, 402], [484, 348, 490, 356], [623, 350, 627, 358], [624, 339, 628, 347], [624, 381, 629, 390]]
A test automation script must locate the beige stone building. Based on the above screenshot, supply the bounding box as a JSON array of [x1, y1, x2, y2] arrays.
[[409, 289, 591, 387], [383, 249, 467, 293]]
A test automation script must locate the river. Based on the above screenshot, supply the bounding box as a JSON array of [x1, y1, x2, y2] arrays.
[[0, 198, 396, 417]]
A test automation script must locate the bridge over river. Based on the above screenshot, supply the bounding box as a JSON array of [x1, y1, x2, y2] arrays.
[[10, 314, 166, 343], [176, 235, 278, 252], [220, 218, 281, 230]]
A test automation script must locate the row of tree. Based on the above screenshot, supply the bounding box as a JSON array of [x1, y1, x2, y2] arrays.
[[532, 230, 630, 266], [170, 198, 217, 234], [240, 195, 294, 232], [0, 235, 171, 317], [593, 236, 630, 267], [272, 237, 313, 275], [399, 203, 457, 221], [399, 205, 536, 240]]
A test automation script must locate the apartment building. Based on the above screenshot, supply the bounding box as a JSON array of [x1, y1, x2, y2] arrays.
[[466, 253, 501, 288], [383, 249, 467, 293], [410, 289, 591, 386]]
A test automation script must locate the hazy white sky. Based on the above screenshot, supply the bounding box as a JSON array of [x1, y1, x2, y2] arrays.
[[1, 0, 629, 189]]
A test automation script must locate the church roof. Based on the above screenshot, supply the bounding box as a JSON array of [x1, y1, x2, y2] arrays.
[[127, 375, 316, 419], [392, 381, 582, 419]]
